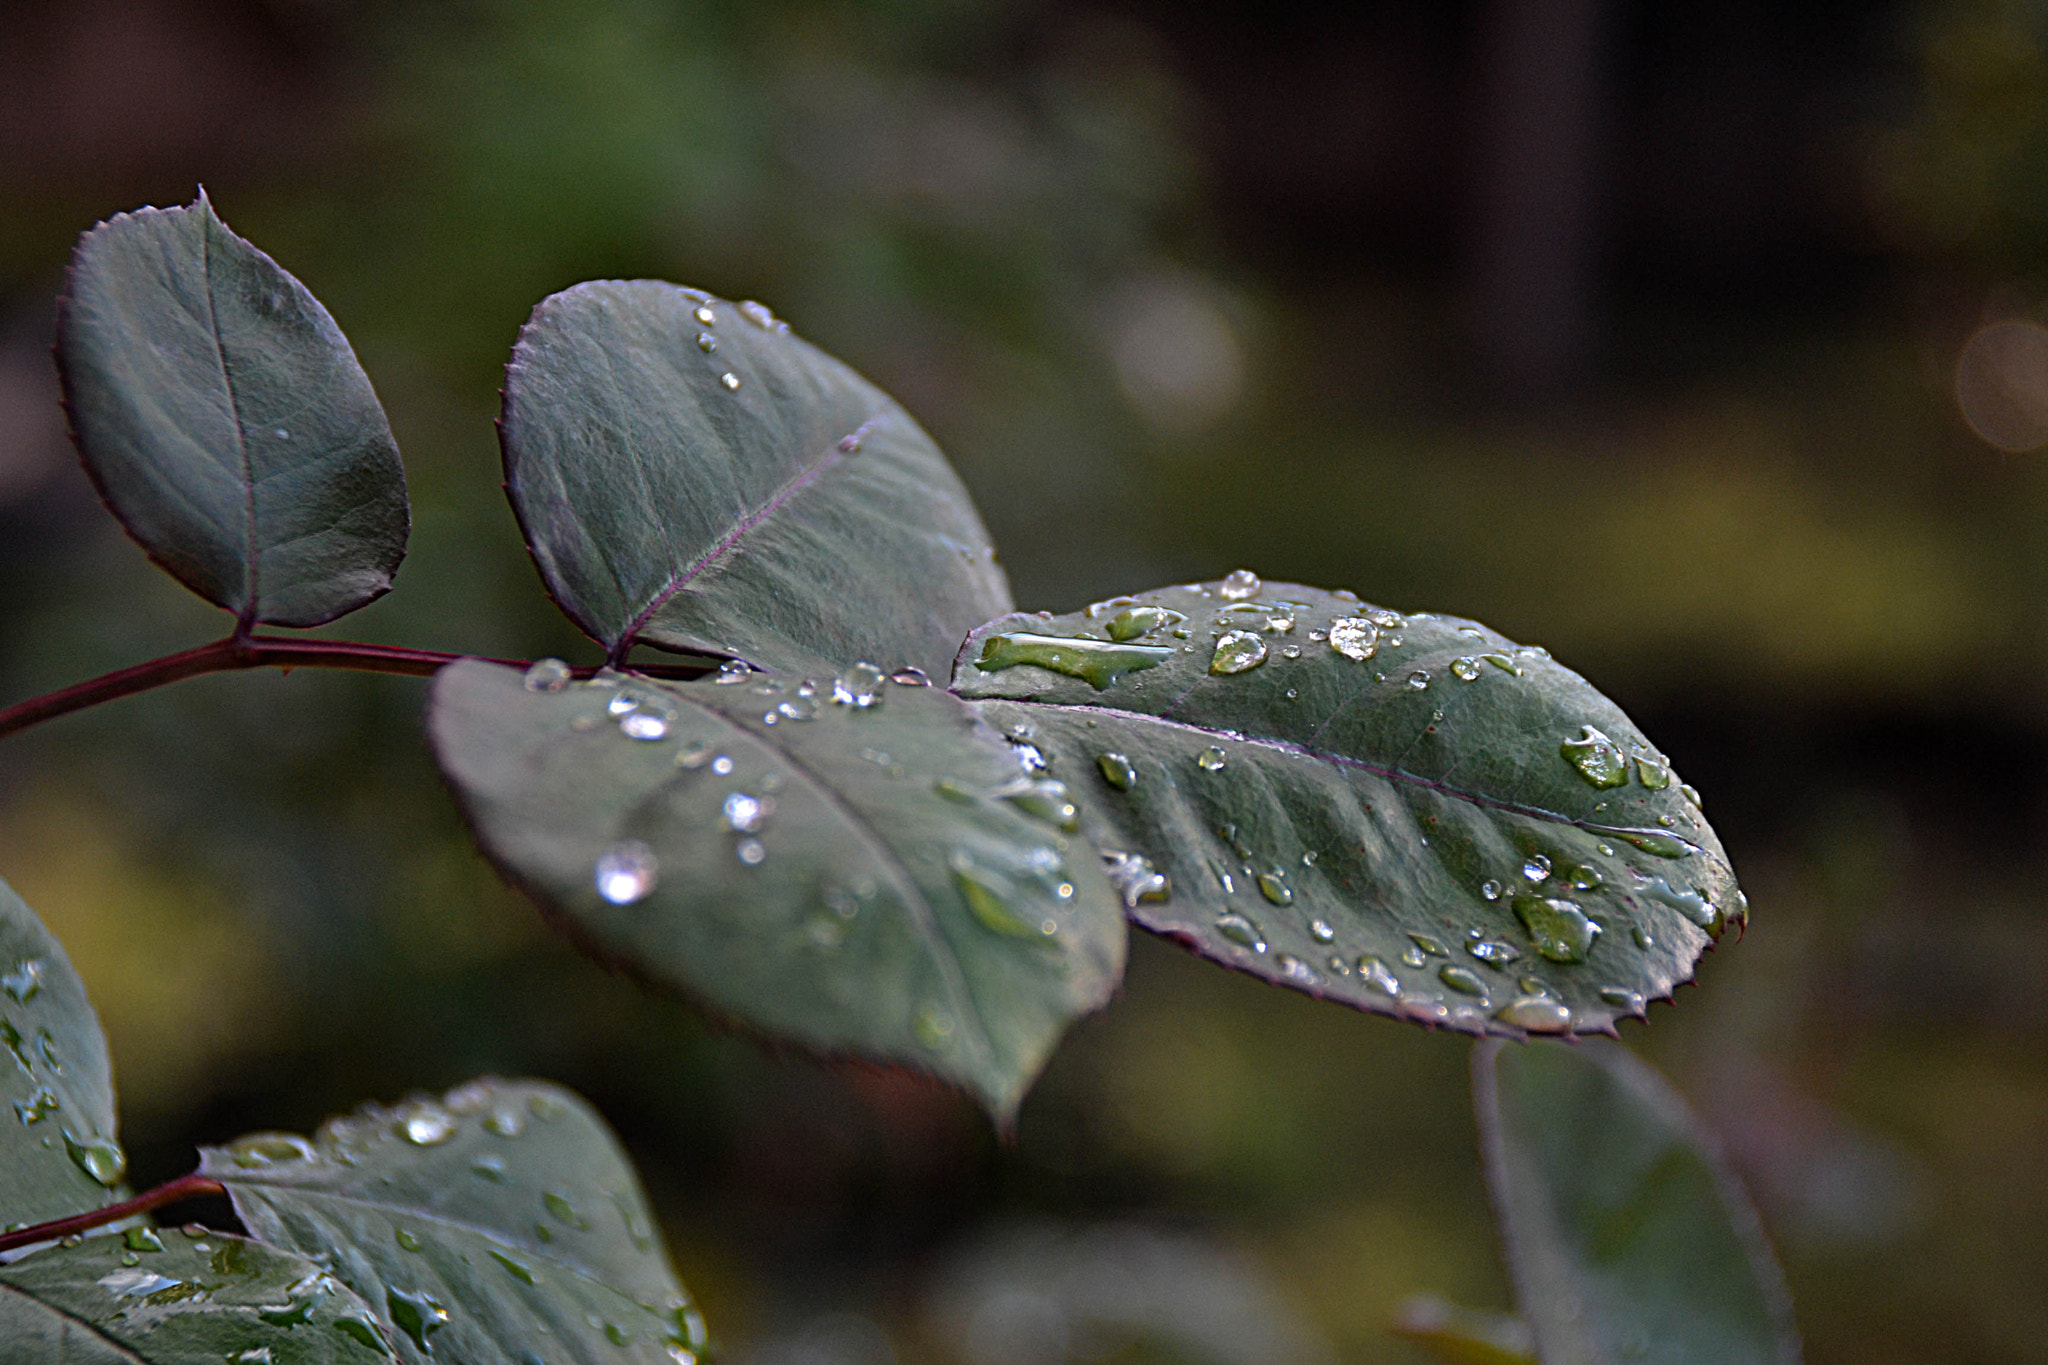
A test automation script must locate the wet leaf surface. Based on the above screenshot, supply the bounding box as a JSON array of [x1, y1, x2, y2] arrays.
[[203, 1077, 705, 1365], [953, 578, 1743, 1038], [58, 195, 409, 628], [500, 282, 1010, 675], [1476, 1040, 1801, 1365], [429, 659, 1125, 1122]]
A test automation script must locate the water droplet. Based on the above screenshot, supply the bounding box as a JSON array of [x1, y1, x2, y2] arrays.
[[1405, 670, 1430, 689], [696, 331, 717, 352], [484, 1107, 525, 1138], [1568, 864, 1604, 891], [720, 372, 741, 390], [1591, 824, 1701, 859], [1106, 605, 1184, 641], [1599, 986, 1646, 1011], [992, 778, 1080, 831], [595, 842, 658, 905], [1326, 617, 1380, 661], [1096, 752, 1136, 791], [1408, 932, 1449, 957], [1257, 871, 1294, 906], [122, 1226, 163, 1253], [715, 660, 752, 685], [737, 299, 776, 329], [975, 632, 1172, 688], [1450, 656, 1482, 682], [1310, 919, 1336, 943], [775, 697, 817, 722], [915, 1004, 956, 1049], [1497, 997, 1573, 1032], [395, 1228, 422, 1252], [1401, 945, 1427, 967], [523, 658, 572, 693], [1513, 895, 1603, 963], [711, 755, 734, 776], [1219, 569, 1262, 600], [1101, 851, 1169, 907], [1480, 879, 1503, 901], [1523, 854, 1552, 883], [1216, 913, 1267, 952], [472, 1154, 508, 1181], [1439, 965, 1488, 997], [491, 1247, 539, 1285], [225, 1132, 316, 1168], [722, 792, 771, 834], [619, 712, 669, 740], [543, 1191, 585, 1227], [401, 1104, 458, 1146], [1680, 783, 1703, 807], [952, 854, 1047, 938], [694, 303, 716, 325], [1634, 755, 1672, 790], [736, 839, 767, 866], [62, 1130, 125, 1186], [1468, 939, 1520, 966], [13, 1088, 56, 1125], [1195, 746, 1229, 772], [1356, 955, 1400, 994], [1632, 874, 1718, 928], [831, 662, 886, 707], [1210, 630, 1268, 674], [1561, 725, 1630, 788], [1632, 925, 1654, 948], [890, 666, 931, 686], [387, 1286, 449, 1352], [1278, 954, 1320, 985]]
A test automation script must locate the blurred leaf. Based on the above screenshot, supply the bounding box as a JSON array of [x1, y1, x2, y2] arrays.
[[56, 195, 410, 629], [428, 660, 1125, 1122], [1390, 1294, 1535, 1365], [0, 876, 124, 1227], [499, 282, 1011, 674], [953, 577, 1743, 1038], [1475, 1040, 1801, 1365], [202, 1077, 705, 1365], [0, 1229, 392, 1362]]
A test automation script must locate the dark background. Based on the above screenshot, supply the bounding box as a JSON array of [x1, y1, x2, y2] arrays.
[[3, 2, 2045, 1361]]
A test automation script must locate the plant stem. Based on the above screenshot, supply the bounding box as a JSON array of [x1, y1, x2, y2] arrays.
[[0, 635, 711, 740], [0, 1173, 226, 1252]]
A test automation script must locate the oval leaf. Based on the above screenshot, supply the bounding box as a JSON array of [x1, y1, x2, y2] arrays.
[[0, 1229, 393, 1362], [428, 659, 1126, 1121], [952, 578, 1744, 1038], [500, 282, 1011, 674], [1475, 1040, 1801, 1365], [201, 1077, 707, 1365], [0, 876, 125, 1228], [58, 194, 409, 628]]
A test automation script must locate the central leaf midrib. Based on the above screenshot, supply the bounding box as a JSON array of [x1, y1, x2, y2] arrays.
[[196, 205, 261, 627]]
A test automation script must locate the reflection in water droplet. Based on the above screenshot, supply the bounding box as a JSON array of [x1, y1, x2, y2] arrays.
[[595, 842, 659, 905], [1561, 725, 1630, 788], [1497, 997, 1572, 1032], [1310, 918, 1335, 943], [1216, 913, 1267, 952], [523, 659, 572, 693], [1480, 879, 1504, 902], [1219, 569, 1262, 600], [715, 660, 752, 685], [619, 712, 669, 740], [1523, 855, 1551, 883], [1357, 955, 1400, 994], [890, 666, 931, 686], [1327, 618, 1379, 660], [1210, 630, 1268, 674], [720, 372, 741, 390], [1468, 939, 1520, 966], [1513, 895, 1603, 963], [976, 632, 1173, 688], [1197, 746, 1227, 771], [1106, 605, 1184, 640], [711, 756, 734, 776], [1450, 657, 1482, 681], [723, 792, 771, 833], [1406, 670, 1430, 689], [694, 303, 716, 325], [401, 1104, 458, 1146], [1568, 864, 1604, 891]]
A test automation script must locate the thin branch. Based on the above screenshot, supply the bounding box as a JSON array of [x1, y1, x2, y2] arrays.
[[0, 1172, 225, 1253], [0, 635, 714, 740]]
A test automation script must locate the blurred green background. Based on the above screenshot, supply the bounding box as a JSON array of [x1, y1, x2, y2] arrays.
[[3, 1, 2046, 1361]]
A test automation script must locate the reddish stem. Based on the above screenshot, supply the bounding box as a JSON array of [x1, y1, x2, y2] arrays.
[[0, 635, 711, 740], [0, 1172, 225, 1253]]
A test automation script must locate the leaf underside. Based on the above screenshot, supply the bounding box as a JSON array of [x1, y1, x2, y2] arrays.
[[0, 876, 126, 1228], [499, 281, 1012, 675], [952, 578, 1744, 1039], [58, 195, 409, 628], [0, 1230, 392, 1364], [428, 660, 1126, 1122], [1476, 1040, 1802, 1365], [202, 1076, 707, 1365]]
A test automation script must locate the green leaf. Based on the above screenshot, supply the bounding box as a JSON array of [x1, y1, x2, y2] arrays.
[[0, 876, 125, 1229], [1475, 1040, 1801, 1365], [428, 659, 1126, 1122], [58, 193, 409, 628], [201, 1077, 708, 1365], [0, 1228, 394, 1363], [499, 282, 1011, 674], [1390, 1295, 1536, 1365], [952, 576, 1744, 1038]]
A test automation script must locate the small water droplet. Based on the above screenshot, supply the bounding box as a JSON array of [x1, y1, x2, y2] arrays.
[[1216, 913, 1267, 952], [595, 842, 659, 905], [1401, 945, 1427, 967], [1210, 630, 1268, 674], [225, 1132, 316, 1168], [1513, 895, 1603, 963], [915, 1004, 956, 1049], [1356, 955, 1400, 994], [1196, 746, 1227, 771], [1450, 656, 1481, 681], [694, 303, 716, 325], [711, 755, 734, 776], [736, 839, 767, 866], [491, 1247, 539, 1285], [1096, 752, 1136, 790], [1310, 918, 1335, 943], [472, 1154, 508, 1181], [720, 372, 741, 390], [1406, 670, 1430, 689], [1219, 569, 1262, 599], [1468, 939, 1521, 966], [1277, 953, 1320, 985], [396, 1228, 422, 1252], [1632, 925, 1654, 949], [696, 331, 717, 352], [1680, 783, 1703, 807], [1599, 986, 1646, 1011], [831, 662, 886, 707], [1523, 854, 1552, 883], [401, 1104, 458, 1146], [1568, 864, 1604, 891], [62, 1130, 125, 1186], [722, 792, 771, 833], [777, 697, 817, 722], [715, 660, 752, 685], [123, 1227, 164, 1253], [739, 299, 777, 329], [1326, 618, 1379, 660], [619, 712, 669, 741], [889, 666, 930, 686], [1257, 870, 1294, 906], [1408, 932, 1449, 956], [1497, 996, 1573, 1032], [1561, 724, 1630, 788], [523, 658, 572, 693], [1480, 879, 1503, 901], [1102, 851, 1170, 907], [1631, 874, 1718, 928], [387, 1286, 449, 1352], [1439, 965, 1489, 997]]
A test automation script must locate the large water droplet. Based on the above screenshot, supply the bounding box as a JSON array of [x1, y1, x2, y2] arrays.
[[1327, 618, 1379, 661], [1513, 895, 1602, 963], [1497, 996, 1572, 1033], [1197, 746, 1227, 771], [1632, 874, 1718, 928], [63, 1130, 125, 1186], [1567, 864, 1604, 891], [595, 842, 658, 905], [1106, 605, 1184, 641], [1257, 870, 1294, 906], [1561, 725, 1630, 788], [1216, 913, 1267, 952], [1218, 569, 1262, 600], [401, 1103, 458, 1146], [124, 1227, 165, 1253], [387, 1287, 448, 1352], [832, 662, 886, 707], [976, 632, 1172, 688], [1210, 630, 1268, 674], [1450, 656, 1482, 682], [1097, 752, 1136, 790], [1634, 755, 1672, 790], [715, 660, 752, 685], [1439, 965, 1488, 997], [1589, 824, 1701, 859], [225, 1132, 317, 1168], [524, 658, 572, 693]]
